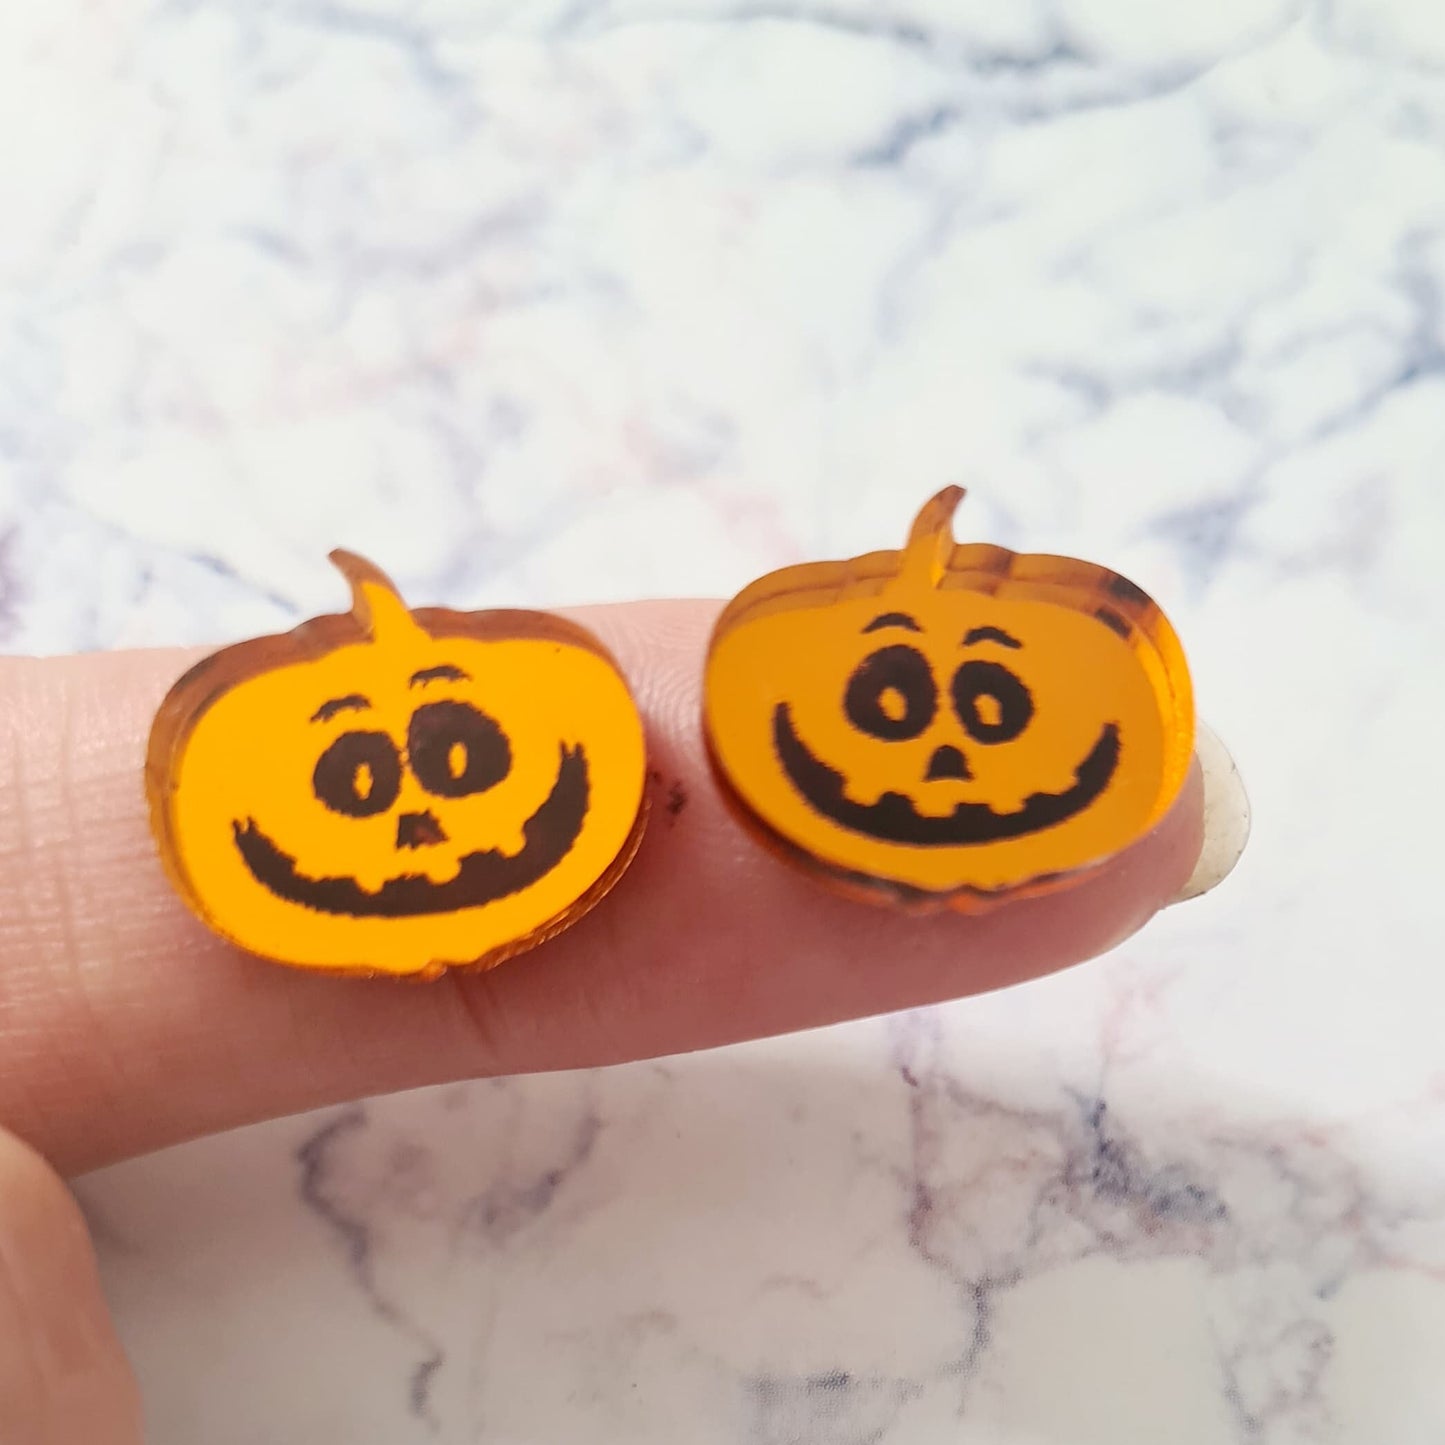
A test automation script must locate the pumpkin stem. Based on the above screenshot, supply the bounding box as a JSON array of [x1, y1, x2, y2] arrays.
[[328, 550, 421, 642], [901, 486, 965, 587]]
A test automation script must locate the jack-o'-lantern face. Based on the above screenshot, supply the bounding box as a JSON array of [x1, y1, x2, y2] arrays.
[[704, 489, 1193, 907], [148, 554, 647, 976]]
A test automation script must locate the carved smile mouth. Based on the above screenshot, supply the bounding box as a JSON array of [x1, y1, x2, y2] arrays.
[[772, 704, 1120, 847], [233, 744, 589, 917]]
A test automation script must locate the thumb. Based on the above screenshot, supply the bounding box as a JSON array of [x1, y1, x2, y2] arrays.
[[0, 1126, 143, 1444]]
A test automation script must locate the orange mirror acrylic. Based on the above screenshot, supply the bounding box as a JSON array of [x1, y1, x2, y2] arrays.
[[703, 488, 1194, 909], [147, 554, 648, 977]]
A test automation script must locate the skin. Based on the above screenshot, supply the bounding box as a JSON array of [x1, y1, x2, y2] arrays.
[[0, 600, 1204, 1444]]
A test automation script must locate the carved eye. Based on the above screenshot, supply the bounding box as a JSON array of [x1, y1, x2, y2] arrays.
[[844, 646, 937, 741], [313, 731, 403, 817], [408, 700, 511, 798], [952, 660, 1033, 744]]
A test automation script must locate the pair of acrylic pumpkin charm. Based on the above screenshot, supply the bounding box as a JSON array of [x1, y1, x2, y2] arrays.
[[148, 489, 1195, 979]]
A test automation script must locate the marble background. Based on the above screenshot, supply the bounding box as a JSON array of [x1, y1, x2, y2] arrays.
[[3, 0, 1444, 1440]]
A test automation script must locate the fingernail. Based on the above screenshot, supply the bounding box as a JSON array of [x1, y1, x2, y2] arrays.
[[1171, 720, 1250, 904]]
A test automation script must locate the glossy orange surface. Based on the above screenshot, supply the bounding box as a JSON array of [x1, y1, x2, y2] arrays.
[[704, 489, 1193, 908], [148, 554, 648, 976]]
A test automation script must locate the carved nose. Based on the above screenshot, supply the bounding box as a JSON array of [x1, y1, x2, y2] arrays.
[[925, 744, 971, 782], [396, 810, 449, 850]]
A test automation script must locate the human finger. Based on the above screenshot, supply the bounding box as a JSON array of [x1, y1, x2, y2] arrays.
[[0, 1125, 143, 1442], [0, 601, 1207, 1174]]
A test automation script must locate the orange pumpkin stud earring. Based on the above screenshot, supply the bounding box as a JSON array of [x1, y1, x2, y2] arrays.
[[147, 554, 648, 977], [703, 488, 1194, 909]]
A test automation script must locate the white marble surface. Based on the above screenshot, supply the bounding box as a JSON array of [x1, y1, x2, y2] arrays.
[[4, 0, 1444, 1439]]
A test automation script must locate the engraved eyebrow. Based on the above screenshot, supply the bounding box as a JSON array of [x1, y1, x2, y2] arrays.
[[311, 694, 371, 723], [410, 664, 471, 687], [962, 626, 1023, 650], [862, 612, 922, 634]]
